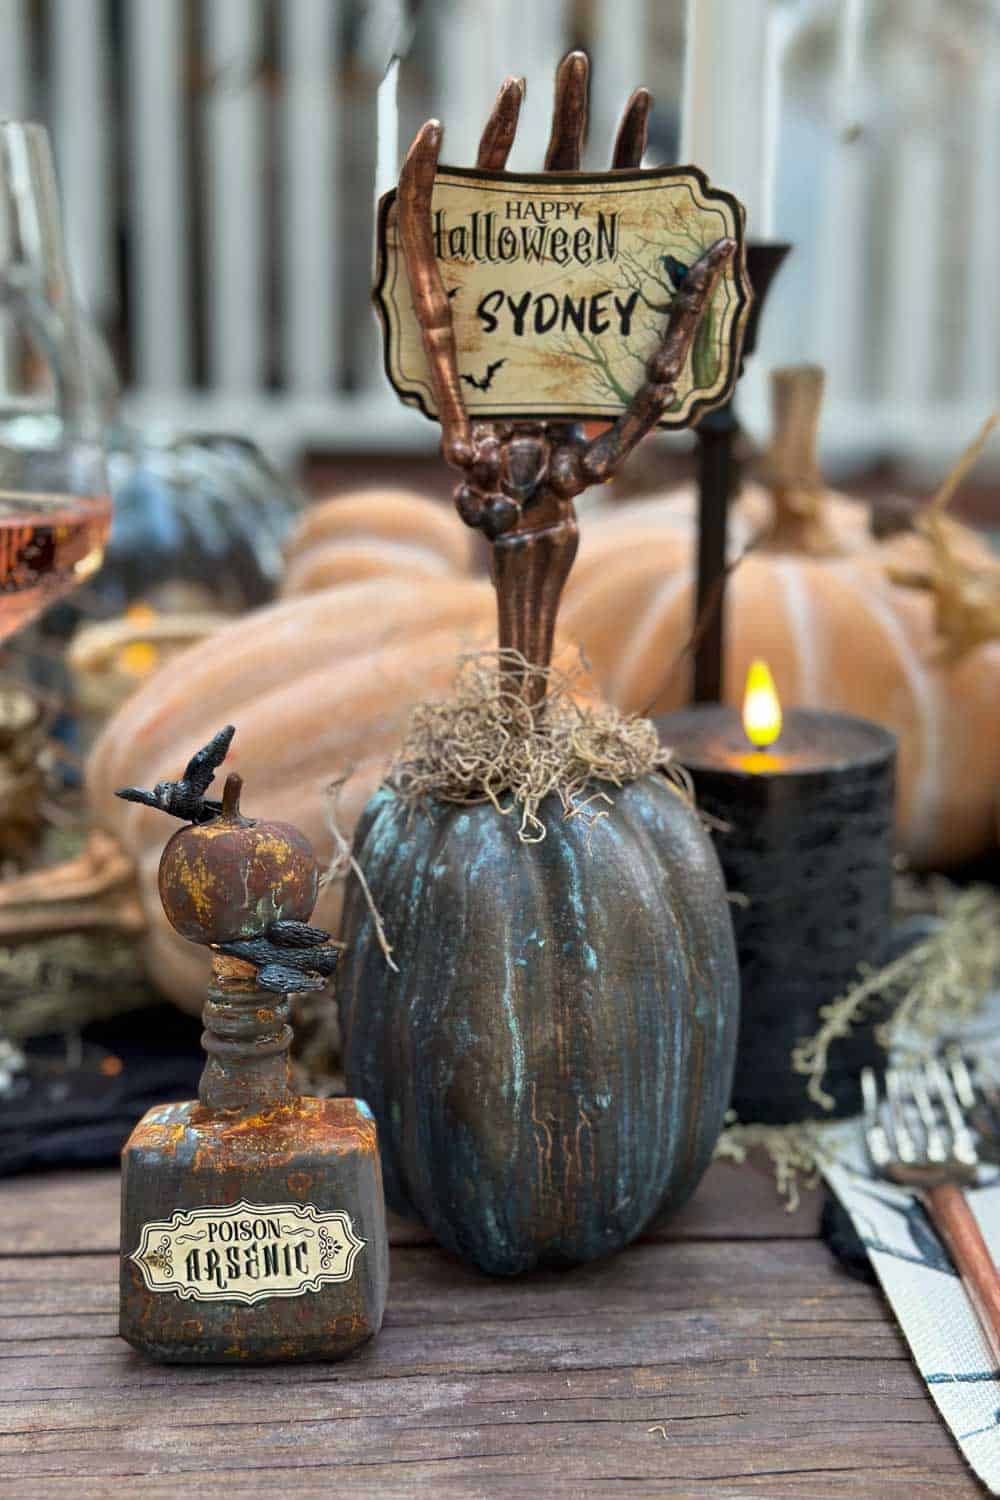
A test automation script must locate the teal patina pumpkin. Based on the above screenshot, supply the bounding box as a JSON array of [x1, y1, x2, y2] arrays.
[[338, 773, 739, 1275]]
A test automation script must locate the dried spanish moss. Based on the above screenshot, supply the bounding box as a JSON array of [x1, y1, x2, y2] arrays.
[[714, 1119, 827, 1214], [322, 776, 399, 972], [386, 648, 692, 843], [716, 881, 1000, 1208], [792, 883, 1000, 1111]]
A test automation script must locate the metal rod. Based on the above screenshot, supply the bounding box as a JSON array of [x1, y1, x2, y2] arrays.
[[691, 240, 792, 704], [692, 404, 738, 703]]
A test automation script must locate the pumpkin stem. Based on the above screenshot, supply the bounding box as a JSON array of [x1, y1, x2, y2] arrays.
[[759, 365, 844, 556], [220, 771, 243, 819], [889, 412, 1000, 657], [0, 830, 145, 944]]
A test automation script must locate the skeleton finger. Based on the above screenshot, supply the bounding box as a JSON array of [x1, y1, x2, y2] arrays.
[[477, 76, 525, 171], [580, 237, 736, 485], [544, 51, 588, 171], [612, 87, 650, 169], [397, 120, 472, 470]]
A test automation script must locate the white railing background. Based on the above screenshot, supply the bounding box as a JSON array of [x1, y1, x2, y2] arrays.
[[0, 0, 994, 474]]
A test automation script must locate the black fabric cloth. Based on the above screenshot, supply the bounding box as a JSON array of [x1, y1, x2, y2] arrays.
[[820, 1191, 878, 1284], [0, 1005, 203, 1175]]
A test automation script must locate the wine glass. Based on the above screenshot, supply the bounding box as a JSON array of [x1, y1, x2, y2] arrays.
[[0, 121, 109, 643]]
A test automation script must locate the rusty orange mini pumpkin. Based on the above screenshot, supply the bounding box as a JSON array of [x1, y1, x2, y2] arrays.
[[156, 772, 318, 947]]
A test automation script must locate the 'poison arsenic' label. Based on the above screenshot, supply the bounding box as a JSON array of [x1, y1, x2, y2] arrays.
[[130, 1201, 366, 1305]]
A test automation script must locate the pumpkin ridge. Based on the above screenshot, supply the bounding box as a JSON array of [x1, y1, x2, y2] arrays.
[[518, 788, 682, 1259], [770, 556, 821, 703], [595, 779, 686, 1209], [283, 538, 460, 594], [615, 777, 736, 1198], [837, 560, 942, 863], [538, 798, 632, 1248], [340, 789, 419, 1218], [89, 580, 494, 807], [611, 568, 692, 708], [388, 800, 458, 1232]]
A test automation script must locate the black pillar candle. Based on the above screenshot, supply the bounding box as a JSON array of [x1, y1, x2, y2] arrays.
[[656, 704, 896, 1124]]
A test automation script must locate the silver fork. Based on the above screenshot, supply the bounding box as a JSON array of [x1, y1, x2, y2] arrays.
[[946, 1047, 1000, 1165], [862, 1059, 1000, 1365]]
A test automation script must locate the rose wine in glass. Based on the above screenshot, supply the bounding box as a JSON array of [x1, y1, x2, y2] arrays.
[[0, 491, 111, 640], [0, 122, 110, 644]]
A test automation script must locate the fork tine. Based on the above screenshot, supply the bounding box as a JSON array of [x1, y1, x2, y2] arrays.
[[868, 1059, 1000, 1366], [861, 1066, 892, 1170], [946, 1046, 977, 1111], [927, 1057, 979, 1169], [911, 1064, 948, 1164], [886, 1068, 918, 1164]]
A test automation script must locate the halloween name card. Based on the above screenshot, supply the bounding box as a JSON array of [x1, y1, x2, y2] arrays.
[[375, 165, 752, 428]]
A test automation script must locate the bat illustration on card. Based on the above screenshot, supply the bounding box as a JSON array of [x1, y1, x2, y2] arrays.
[[461, 358, 506, 392]]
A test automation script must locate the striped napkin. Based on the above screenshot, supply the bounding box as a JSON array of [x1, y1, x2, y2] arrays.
[[820, 1037, 1000, 1496]]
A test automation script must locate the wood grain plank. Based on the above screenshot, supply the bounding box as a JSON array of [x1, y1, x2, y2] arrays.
[[0, 1155, 821, 1257], [0, 1241, 977, 1499]]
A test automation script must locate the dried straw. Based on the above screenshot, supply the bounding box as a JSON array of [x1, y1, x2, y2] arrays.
[[714, 1118, 827, 1214], [388, 648, 691, 843], [724, 880, 1000, 1210], [791, 883, 1000, 1111]]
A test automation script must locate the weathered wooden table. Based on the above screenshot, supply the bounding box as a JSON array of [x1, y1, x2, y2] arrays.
[[0, 1156, 979, 1498]]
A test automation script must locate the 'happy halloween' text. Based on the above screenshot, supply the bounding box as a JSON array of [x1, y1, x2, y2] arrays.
[[432, 203, 619, 265]]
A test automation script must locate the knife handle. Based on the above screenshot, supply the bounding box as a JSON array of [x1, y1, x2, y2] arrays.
[[926, 1182, 1000, 1367]]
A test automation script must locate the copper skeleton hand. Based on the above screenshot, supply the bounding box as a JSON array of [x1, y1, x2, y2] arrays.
[[396, 51, 736, 705]]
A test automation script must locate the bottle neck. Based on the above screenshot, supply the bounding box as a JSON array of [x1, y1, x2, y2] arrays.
[[198, 953, 294, 1114]]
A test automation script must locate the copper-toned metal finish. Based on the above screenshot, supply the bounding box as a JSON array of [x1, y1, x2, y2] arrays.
[[862, 1062, 1000, 1366], [395, 53, 735, 709], [611, 87, 651, 169], [397, 123, 472, 471], [926, 1182, 1000, 1365], [579, 239, 734, 484], [476, 75, 525, 171], [544, 50, 589, 170]]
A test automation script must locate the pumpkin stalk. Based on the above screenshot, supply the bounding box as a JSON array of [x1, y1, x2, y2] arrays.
[[890, 411, 1000, 657], [220, 771, 243, 819], [760, 366, 844, 556]]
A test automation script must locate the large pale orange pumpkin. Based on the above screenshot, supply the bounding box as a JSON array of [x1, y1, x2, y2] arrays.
[[282, 487, 476, 596], [561, 373, 1000, 869]]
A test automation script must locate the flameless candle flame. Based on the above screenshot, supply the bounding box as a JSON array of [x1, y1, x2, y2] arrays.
[[742, 659, 783, 749]]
